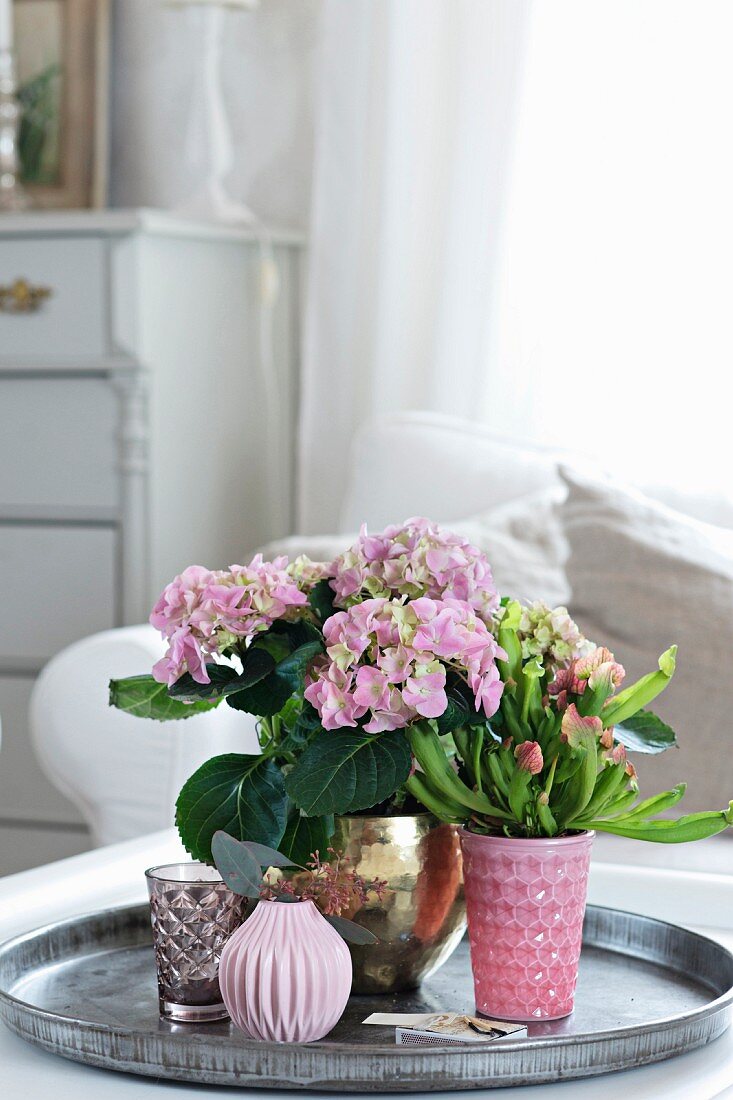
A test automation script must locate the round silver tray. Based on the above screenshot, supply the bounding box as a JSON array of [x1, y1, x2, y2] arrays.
[[0, 902, 731, 1091]]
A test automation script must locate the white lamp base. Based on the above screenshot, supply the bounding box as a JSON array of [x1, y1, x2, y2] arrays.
[[172, 2, 257, 227], [175, 181, 256, 226]]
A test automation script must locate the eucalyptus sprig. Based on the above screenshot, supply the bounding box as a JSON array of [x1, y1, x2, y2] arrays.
[[210, 831, 382, 944]]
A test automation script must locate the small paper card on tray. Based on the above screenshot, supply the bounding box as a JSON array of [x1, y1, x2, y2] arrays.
[[362, 1012, 528, 1045]]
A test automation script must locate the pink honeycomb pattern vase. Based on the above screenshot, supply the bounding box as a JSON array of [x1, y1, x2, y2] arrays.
[[219, 899, 352, 1043], [460, 830, 594, 1022]]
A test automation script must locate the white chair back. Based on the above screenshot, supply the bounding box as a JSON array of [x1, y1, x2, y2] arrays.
[[30, 626, 258, 848]]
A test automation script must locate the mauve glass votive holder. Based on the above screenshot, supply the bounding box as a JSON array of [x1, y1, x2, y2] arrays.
[[145, 861, 248, 1023]]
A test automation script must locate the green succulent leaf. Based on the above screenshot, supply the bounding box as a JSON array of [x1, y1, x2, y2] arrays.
[[279, 810, 335, 866], [620, 784, 687, 820], [602, 646, 677, 727], [586, 802, 733, 843], [109, 675, 219, 720], [210, 830, 264, 897], [175, 753, 288, 862], [614, 710, 677, 754], [285, 727, 412, 816], [227, 641, 323, 717], [497, 600, 523, 684]]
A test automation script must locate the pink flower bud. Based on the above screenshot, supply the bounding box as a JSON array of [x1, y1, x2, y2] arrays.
[[604, 743, 626, 766], [514, 740, 544, 775]]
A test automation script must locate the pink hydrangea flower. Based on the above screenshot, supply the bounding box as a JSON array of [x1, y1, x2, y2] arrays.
[[353, 666, 392, 711], [401, 669, 448, 719], [150, 555, 308, 686], [286, 555, 331, 590], [305, 596, 506, 732], [152, 625, 209, 686], [328, 518, 499, 624]]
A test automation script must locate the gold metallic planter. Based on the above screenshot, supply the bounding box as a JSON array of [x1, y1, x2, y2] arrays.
[[331, 813, 466, 994]]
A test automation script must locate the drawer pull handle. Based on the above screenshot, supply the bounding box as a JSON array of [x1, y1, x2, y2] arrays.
[[0, 278, 53, 313]]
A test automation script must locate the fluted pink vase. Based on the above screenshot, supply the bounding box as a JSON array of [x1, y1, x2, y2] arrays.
[[460, 830, 594, 1022], [219, 899, 352, 1043]]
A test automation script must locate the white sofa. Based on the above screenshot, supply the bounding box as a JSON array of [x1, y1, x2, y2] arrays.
[[30, 412, 733, 872]]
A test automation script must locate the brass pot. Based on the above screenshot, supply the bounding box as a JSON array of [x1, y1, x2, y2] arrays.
[[331, 813, 466, 994]]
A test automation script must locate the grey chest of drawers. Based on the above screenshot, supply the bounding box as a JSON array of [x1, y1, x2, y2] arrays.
[[0, 209, 303, 872]]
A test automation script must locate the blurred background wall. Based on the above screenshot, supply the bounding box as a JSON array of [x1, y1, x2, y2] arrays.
[[109, 0, 319, 229]]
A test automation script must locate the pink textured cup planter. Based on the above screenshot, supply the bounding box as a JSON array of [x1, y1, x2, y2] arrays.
[[219, 899, 352, 1043], [460, 829, 594, 1022]]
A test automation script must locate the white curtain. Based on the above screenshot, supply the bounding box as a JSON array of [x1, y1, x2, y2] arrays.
[[297, 0, 532, 532], [481, 0, 733, 503]]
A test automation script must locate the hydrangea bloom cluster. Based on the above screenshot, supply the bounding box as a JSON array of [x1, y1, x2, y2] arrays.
[[518, 601, 595, 667], [150, 555, 307, 686], [304, 596, 506, 733], [329, 518, 499, 624], [286, 554, 331, 590]]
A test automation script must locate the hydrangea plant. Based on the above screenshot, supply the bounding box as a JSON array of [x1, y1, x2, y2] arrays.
[[109, 519, 733, 864]]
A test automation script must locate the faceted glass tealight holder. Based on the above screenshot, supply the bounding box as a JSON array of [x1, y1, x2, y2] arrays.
[[145, 862, 247, 1022]]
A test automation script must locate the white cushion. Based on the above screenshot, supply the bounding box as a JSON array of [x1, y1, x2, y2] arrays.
[[339, 412, 561, 532], [559, 466, 733, 814], [645, 482, 733, 530], [453, 490, 569, 607]]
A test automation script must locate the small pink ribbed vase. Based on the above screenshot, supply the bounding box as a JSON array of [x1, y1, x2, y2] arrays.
[[219, 899, 352, 1043], [460, 830, 594, 1022]]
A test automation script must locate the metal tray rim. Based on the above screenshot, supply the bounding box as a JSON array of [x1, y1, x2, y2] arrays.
[[1, 900, 732, 1059]]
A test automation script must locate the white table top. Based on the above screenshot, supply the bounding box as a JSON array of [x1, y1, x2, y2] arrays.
[[1, 829, 732, 1098]]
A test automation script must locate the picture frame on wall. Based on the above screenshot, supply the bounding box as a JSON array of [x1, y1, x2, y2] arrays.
[[14, 0, 110, 209]]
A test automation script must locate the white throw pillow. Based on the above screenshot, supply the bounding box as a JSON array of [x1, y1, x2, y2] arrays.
[[339, 413, 562, 532], [261, 489, 569, 608], [452, 490, 569, 607], [558, 466, 733, 815]]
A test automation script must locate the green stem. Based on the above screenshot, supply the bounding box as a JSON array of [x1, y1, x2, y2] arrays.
[[406, 773, 464, 824], [408, 722, 514, 821], [619, 784, 687, 822], [472, 728, 484, 794], [577, 761, 628, 822], [486, 752, 509, 801], [544, 755, 558, 797], [258, 716, 273, 752], [521, 688, 531, 726], [556, 746, 599, 830], [585, 804, 733, 843], [501, 696, 526, 743], [452, 728, 473, 782], [601, 647, 677, 728]]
